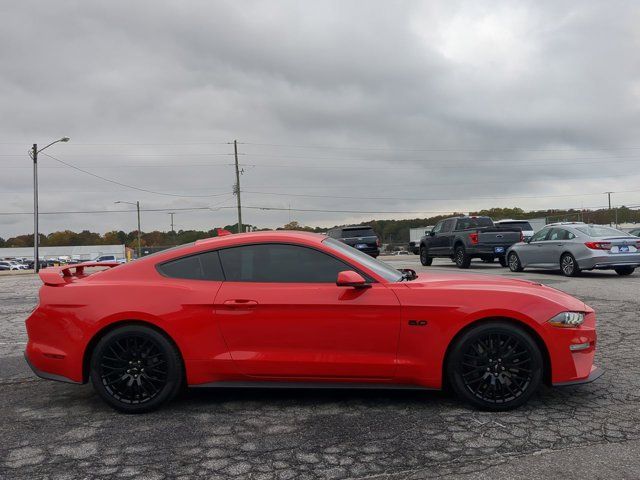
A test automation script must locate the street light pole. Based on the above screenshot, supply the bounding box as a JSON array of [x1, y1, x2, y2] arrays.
[[115, 200, 142, 258], [31, 137, 70, 273]]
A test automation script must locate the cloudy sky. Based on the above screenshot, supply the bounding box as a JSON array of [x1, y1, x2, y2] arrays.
[[1, 0, 639, 237]]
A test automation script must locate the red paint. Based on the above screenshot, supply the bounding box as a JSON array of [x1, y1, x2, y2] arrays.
[[25, 231, 598, 389]]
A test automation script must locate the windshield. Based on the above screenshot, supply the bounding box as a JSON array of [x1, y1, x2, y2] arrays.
[[498, 221, 532, 230], [340, 228, 376, 238], [323, 237, 402, 282], [575, 225, 632, 237]]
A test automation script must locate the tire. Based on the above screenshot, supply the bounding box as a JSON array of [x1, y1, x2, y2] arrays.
[[508, 252, 524, 272], [454, 245, 471, 269], [447, 322, 543, 411], [615, 266, 635, 276], [498, 256, 507, 267], [419, 247, 433, 266], [560, 253, 580, 277], [90, 325, 184, 413]]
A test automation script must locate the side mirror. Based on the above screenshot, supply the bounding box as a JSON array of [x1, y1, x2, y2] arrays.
[[429, 231, 435, 236], [336, 270, 370, 288]]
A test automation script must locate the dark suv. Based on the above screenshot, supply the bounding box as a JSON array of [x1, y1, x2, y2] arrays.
[[326, 225, 380, 258]]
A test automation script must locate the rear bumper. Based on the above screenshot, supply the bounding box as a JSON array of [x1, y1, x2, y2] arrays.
[[577, 252, 640, 270], [24, 351, 81, 384], [468, 245, 513, 256]]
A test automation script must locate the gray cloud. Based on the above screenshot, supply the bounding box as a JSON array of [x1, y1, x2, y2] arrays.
[[1, 0, 639, 237]]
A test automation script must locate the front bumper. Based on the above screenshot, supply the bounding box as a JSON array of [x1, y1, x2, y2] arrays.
[[553, 365, 603, 386]]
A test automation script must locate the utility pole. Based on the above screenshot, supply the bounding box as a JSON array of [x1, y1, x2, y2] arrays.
[[233, 139, 243, 233], [168, 212, 175, 233], [31, 137, 70, 272], [32, 144, 39, 272], [605, 191, 613, 226], [136, 201, 141, 258]]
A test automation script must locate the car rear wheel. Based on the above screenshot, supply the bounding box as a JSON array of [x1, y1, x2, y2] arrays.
[[455, 245, 471, 269], [615, 266, 635, 276], [508, 252, 524, 272], [419, 247, 433, 266], [447, 322, 543, 410], [90, 325, 183, 413], [560, 253, 580, 277]]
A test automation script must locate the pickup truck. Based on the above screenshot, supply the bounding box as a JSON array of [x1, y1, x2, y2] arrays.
[[418, 216, 522, 268]]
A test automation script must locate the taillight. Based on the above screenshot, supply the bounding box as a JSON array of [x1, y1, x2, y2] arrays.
[[584, 241, 612, 250], [376, 237, 381, 247], [469, 233, 479, 245]]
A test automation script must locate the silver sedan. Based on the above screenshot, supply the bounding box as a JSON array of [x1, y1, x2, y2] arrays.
[[506, 222, 640, 276]]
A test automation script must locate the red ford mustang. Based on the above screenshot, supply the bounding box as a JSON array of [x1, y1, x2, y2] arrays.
[[25, 231, 601, 413]]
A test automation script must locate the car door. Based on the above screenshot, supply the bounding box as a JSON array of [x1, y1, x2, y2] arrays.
[[428, 221, 447, 255], [539, 228, 570, 266], [214, 243, 401, 380], [518, 227, 550, 266]]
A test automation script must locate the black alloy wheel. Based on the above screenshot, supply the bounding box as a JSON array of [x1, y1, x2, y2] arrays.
[[90, 325, 183, 413], [455, 245, 471, 269], [508, 252, 524, 272], [560, 253, 580, 277], [420, 247, 433, 266], [448, 322, 542, 410], [614, 266, 635, 276]]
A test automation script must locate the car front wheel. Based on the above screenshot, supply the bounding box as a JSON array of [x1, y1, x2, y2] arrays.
[[447, 322, 543, 410], [420, 247, 433, 266], [90, 325, 184, 413], [508, 252, 524, 272]]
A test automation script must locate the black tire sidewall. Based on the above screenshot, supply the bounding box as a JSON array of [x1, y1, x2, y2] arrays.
[[447, 322, 543, 411], [90, 325, 183, 413], [615, 267, 634, 275]]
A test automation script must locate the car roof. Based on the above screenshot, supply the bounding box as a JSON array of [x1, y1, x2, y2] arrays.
[[194, 230, 326, 248]]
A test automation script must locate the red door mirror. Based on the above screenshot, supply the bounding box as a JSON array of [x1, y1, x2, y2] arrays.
[[336, 270, 370, 288]]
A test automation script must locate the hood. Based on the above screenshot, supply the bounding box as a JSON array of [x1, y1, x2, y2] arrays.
[[405, 272, 588, 312]]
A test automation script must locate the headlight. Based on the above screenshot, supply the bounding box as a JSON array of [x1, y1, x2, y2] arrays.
[[548, 312, 585, 327]]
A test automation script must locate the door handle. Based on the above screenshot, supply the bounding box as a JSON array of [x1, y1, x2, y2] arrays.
[[222, 299, 258, 308]]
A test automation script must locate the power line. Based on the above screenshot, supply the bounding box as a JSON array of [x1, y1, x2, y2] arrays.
[[41, 153, 233, 198]]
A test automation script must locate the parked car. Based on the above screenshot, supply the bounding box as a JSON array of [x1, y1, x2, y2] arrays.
[[494, 219, 536, 242], [25, 231, 600, 413], [326, 225, 380, 257], [0, 261, 11, 271], [507, 222, 640, 276], [93, 254, 127, 264], [0, 261, 23, 271], [419, 216, 522, 268], [629, 228, 640, 237]]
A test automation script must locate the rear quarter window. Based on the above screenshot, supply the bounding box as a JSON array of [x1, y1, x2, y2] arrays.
[[157, 251, 224, 280]]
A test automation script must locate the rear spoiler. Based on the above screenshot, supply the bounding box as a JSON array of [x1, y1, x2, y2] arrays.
[[38, 262, 120, 286]]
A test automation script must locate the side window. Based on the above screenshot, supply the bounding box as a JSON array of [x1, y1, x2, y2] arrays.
[[432, 221, 444, 234], [566, 231, 576, 240], [219, 244, 352, 283], [157, 251, 224, 281], [548, 229, 562, 241], [530, 228, 549, 242], [443, 219, 455, 232]]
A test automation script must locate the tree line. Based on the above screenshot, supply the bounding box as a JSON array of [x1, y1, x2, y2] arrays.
[[1, 206, 638, 249]]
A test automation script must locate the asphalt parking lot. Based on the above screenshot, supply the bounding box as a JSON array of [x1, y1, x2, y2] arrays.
[[2, 257, 640, 479]]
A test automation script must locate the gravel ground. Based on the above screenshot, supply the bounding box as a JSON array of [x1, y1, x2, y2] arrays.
[[1, 258, 639, 479]]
